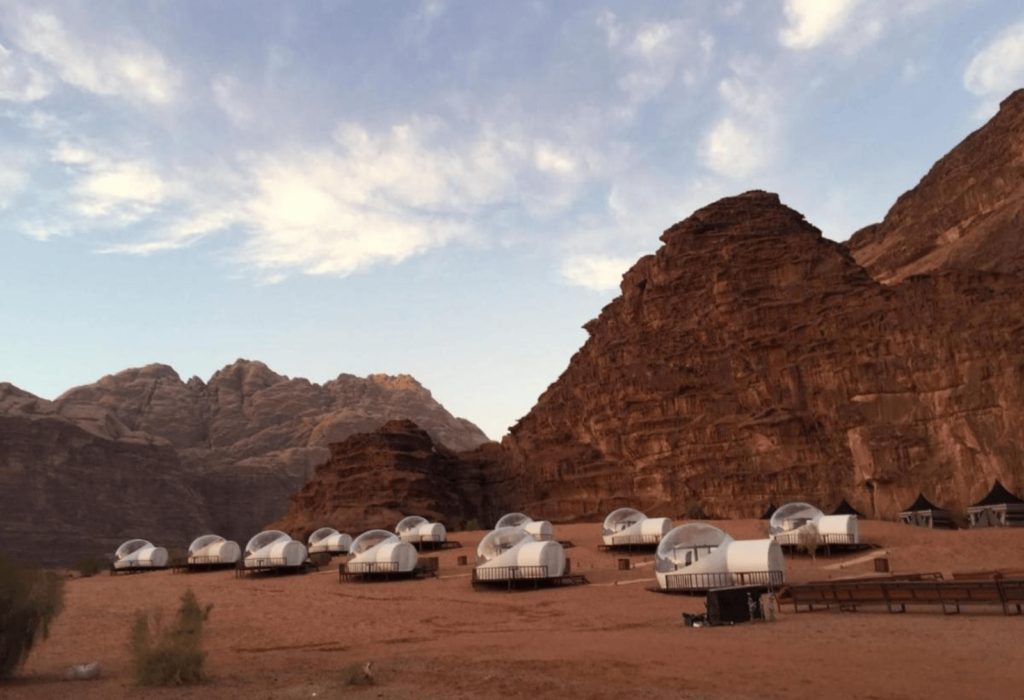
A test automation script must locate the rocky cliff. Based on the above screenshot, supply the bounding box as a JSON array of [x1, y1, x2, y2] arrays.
[[0, 384, 211, 567], [0, 362, 490, 564], [496, 191, 1024, 521], [271, 419, 503, 540], [847, 89, 1024, 283]]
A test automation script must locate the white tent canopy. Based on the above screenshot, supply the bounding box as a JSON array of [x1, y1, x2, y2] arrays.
[[601, 507, 672, 546], [769, 502, 859, 546], [187, 534, 241, 565], [475, 527, 566, 581], [654, 524, 784, 590], [244, 530, 308, 568], [395, 516, 447, 544], [308, 527, 353, 554], [348, 529, 418, 573], [495, 512, 553, 541], [113, 539, 169, 570]]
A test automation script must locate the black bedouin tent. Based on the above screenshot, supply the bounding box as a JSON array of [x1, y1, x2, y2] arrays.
[[898, 493, 955, 529], [967, 481, 1024, 528], [759, 502, 778, 520], [830, 498, 864, 518]]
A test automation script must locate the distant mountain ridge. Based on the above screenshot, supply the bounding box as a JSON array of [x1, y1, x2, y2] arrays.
[[0, 360, 490, 565]]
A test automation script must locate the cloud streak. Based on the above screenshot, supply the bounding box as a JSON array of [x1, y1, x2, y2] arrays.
[[964, 22, 1024, 117], [7, 10, 180, 104]]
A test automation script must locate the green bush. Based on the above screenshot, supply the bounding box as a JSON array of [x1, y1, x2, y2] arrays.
[[128, 588, 211, 686], [0, 556, 65, 680]]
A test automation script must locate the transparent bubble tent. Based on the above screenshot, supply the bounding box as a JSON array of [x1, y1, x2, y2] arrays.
[[113, 539, 169, 570], [347, 529, 418, 574], [243, 530, 308, 568], [395, 516, 447, 544], [601, 508, 672, 546], [307, 527, 353, 554], [654, 524, 784, 590], [187, 534, 241, 566], [494, 512, 554, 541], [474, 526, 566, 581], [768, 502, 859, 546]]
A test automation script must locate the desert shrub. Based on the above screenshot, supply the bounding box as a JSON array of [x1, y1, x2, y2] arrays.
[[309, 551, 332, 568], [339, 662, 375, 686], [0, 556, 65, 680], [797, 524, 822, 560], [166, 548, 189, 568], [683, 500, 704, 519], [73, 556, 107, 578], [463, 518, 481, 532], [128, 588, 211, 686]]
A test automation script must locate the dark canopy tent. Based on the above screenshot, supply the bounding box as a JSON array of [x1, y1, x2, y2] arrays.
[[970, 481, 1024, 507], [898, 493, 955, 529], [831, 499, 864, 518], [759, 503, 778, 520], [967, 481, 1024, 528]]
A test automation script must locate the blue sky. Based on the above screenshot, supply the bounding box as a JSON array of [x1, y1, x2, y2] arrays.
[[2, 0, 1023, 440]]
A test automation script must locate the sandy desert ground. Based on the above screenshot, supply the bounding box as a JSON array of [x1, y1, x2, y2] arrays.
[[5, 520, 1024, 700]]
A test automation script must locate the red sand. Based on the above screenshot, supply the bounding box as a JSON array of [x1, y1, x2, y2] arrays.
[[6, 520, 1024, 699]]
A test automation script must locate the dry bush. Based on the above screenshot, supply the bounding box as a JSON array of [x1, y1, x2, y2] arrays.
[[309, 551, 332, 568], [73, 556, 107, 578], [0, 556, 65, 680], [128, 588, 211, 686], [339, 662, 375, 686], [797, 524, 822, 560]]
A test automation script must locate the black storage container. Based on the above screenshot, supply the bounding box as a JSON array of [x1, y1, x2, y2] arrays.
[[706, 585, 767, 625]]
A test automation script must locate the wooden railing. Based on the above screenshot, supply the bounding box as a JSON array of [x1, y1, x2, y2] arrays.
[[664, 570, 784, 591]]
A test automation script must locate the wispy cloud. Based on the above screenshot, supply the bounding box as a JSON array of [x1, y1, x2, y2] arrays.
[[0, 152, 29, 209], [211, 74, 253, 129], [778, 0, 944, 53], [964, 22, 1024, 118], [779, 0, 864, 50], [598, 11, 714, 117], [699, 61, 779, 180], [96, 116, 608, 279], [7, 10, 180, 104], [72, 160, 168, 222], [559, 254, 635, 292], [0, 40, 52, 102]]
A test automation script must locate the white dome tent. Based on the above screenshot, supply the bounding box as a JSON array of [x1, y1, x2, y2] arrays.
[[654, 524, 785, 591], [113, 539, 169, 572], [395, 516, 448, 548], [243, 530, 308, 571], [473, 527, 567, 588], [308, 527, 353, 555], [601, 508, 672, 548], [187, 534, 241, 569], [343, 529, 419, 579], [769, 502, 860, 547], [495, 512, 554, 541]]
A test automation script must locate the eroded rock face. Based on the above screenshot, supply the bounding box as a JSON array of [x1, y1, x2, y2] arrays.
[[0, 384, 210, 567], [271, 419, 504, 540], [0, 362, 490, 563], [496, 191, 1024, 521], [847, 89, 1024, 283]]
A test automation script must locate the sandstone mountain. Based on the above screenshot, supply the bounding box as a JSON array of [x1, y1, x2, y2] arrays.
[[494, 190, 1024, 522], [847, 89, 1024, 283], [0, 383, 210, 566], [272, 419, 502, 540], [0, 362, 489, 564]]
